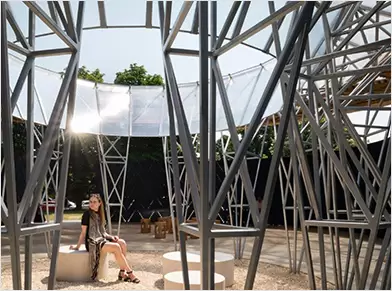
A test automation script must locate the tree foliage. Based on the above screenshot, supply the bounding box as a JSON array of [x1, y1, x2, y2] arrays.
[[114, 63, 164, 86], [78, 66, 105, 83]]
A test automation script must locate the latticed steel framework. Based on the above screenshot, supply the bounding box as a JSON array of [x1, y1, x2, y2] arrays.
[[1, 1, 391, 290]]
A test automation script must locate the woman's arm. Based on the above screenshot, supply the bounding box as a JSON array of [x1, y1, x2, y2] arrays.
[[102, 226, 113, 240], [70, 225, 87, 250]]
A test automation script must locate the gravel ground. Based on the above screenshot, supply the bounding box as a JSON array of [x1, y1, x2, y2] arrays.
[[1, 251, 332, 290]]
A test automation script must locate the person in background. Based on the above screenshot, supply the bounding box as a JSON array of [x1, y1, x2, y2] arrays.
[[70, 193, 140, 283]]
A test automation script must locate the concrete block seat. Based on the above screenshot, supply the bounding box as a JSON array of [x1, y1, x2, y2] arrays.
[[164, 270, 225, 290], [55, 245, 109, 282], [163, 251, 234, 286]]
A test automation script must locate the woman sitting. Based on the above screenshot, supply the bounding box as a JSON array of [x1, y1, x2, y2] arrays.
[[70, 193, 140, 283]]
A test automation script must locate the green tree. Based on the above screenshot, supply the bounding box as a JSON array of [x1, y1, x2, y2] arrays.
[[114, 63, 164, 86], [77, 66, 105, 83], [60, 66, 105, 83]]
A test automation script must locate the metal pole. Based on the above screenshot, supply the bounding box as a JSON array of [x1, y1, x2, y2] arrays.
[[48, 2, 85, 289], [116, 136, 130, 236], [24, 7, 36, 289], [1, 2, 22, 289], [208, 1, 217, 289], [162, 137, 178, 251], [199, 2, 210, 289], [158, 2, 190, 289], [245, 3, 315, 288]]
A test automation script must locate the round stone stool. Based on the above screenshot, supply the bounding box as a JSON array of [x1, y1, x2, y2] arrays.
[[163, 251, 235, 286], [55, 245, 109, 282], [164, 270, 225, 290]]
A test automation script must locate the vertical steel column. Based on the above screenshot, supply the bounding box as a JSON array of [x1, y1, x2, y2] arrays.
[[96, 134, 112, 232], [97, 135, 130, 235], [24, 7, 36, 289], [48, 2, 85, 289], [199, 2, 210, 289], [208, 2, 217, 288], [166, 85, 191, 290], [1, 2, 22, 289], [162, 137, 178, 251], [158, 2, 190, 289]]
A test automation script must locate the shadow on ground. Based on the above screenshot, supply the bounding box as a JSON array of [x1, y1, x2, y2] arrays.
[[154, 278, 164, 290]]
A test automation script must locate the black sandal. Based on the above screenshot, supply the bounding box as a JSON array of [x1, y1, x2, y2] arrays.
[[118, 270, 140, 283]]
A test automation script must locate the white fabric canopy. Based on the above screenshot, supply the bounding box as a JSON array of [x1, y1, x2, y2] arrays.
[[9, 55, 284, 137], [10, 53, 389, 143]]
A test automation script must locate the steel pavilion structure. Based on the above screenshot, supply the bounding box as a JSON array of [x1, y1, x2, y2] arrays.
[[1, 1, 391, 290]]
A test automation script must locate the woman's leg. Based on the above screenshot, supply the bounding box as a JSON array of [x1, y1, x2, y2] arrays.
[[101, 242, 139, 282], [101, 242, 131, 272], [116, 239, 127, 256]]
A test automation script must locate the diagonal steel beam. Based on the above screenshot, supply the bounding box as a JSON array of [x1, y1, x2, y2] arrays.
[[214, 1, 302, 56], [357, 8, 391, 37], [191, 2, 199, 34], [286, 39, 390, 70], [6, 4, 30, 50], [313, 64, 391, 81], [231, 1, 250, 39], [336, 46, 389, 96], [359, 142, 391, 289], [47, 2, 59, 24], [208, 2, 310, 226], [17, 52, 79, 224], [63, 1, 78, 42], [339, 110, 382, 183], [214, 1, 241, 50], [211, 59, 260, 228], [161, 34, 201, 224], [312, 1, 386, 76], [301, 85, 373, 221], [53, 1, 68, 32], [10, 56, 34, 112], [263, 7, 288, 53], [23, 1, 77, 50], [309, 1, 332, 32], [163, 1, 193, 52], [8, 41, 30, 56], [163, 1, 172, 41], [287, 112, 317, 288], [245, 4, 315, 288]]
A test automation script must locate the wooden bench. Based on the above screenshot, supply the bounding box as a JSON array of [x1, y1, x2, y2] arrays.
[[55, 245, 109, 282]]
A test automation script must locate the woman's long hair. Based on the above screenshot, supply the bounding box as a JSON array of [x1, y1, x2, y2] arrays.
[[90, 193, 106, 226]]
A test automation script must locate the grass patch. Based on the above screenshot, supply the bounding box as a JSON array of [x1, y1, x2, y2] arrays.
[[45, 210, 85, 222]]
